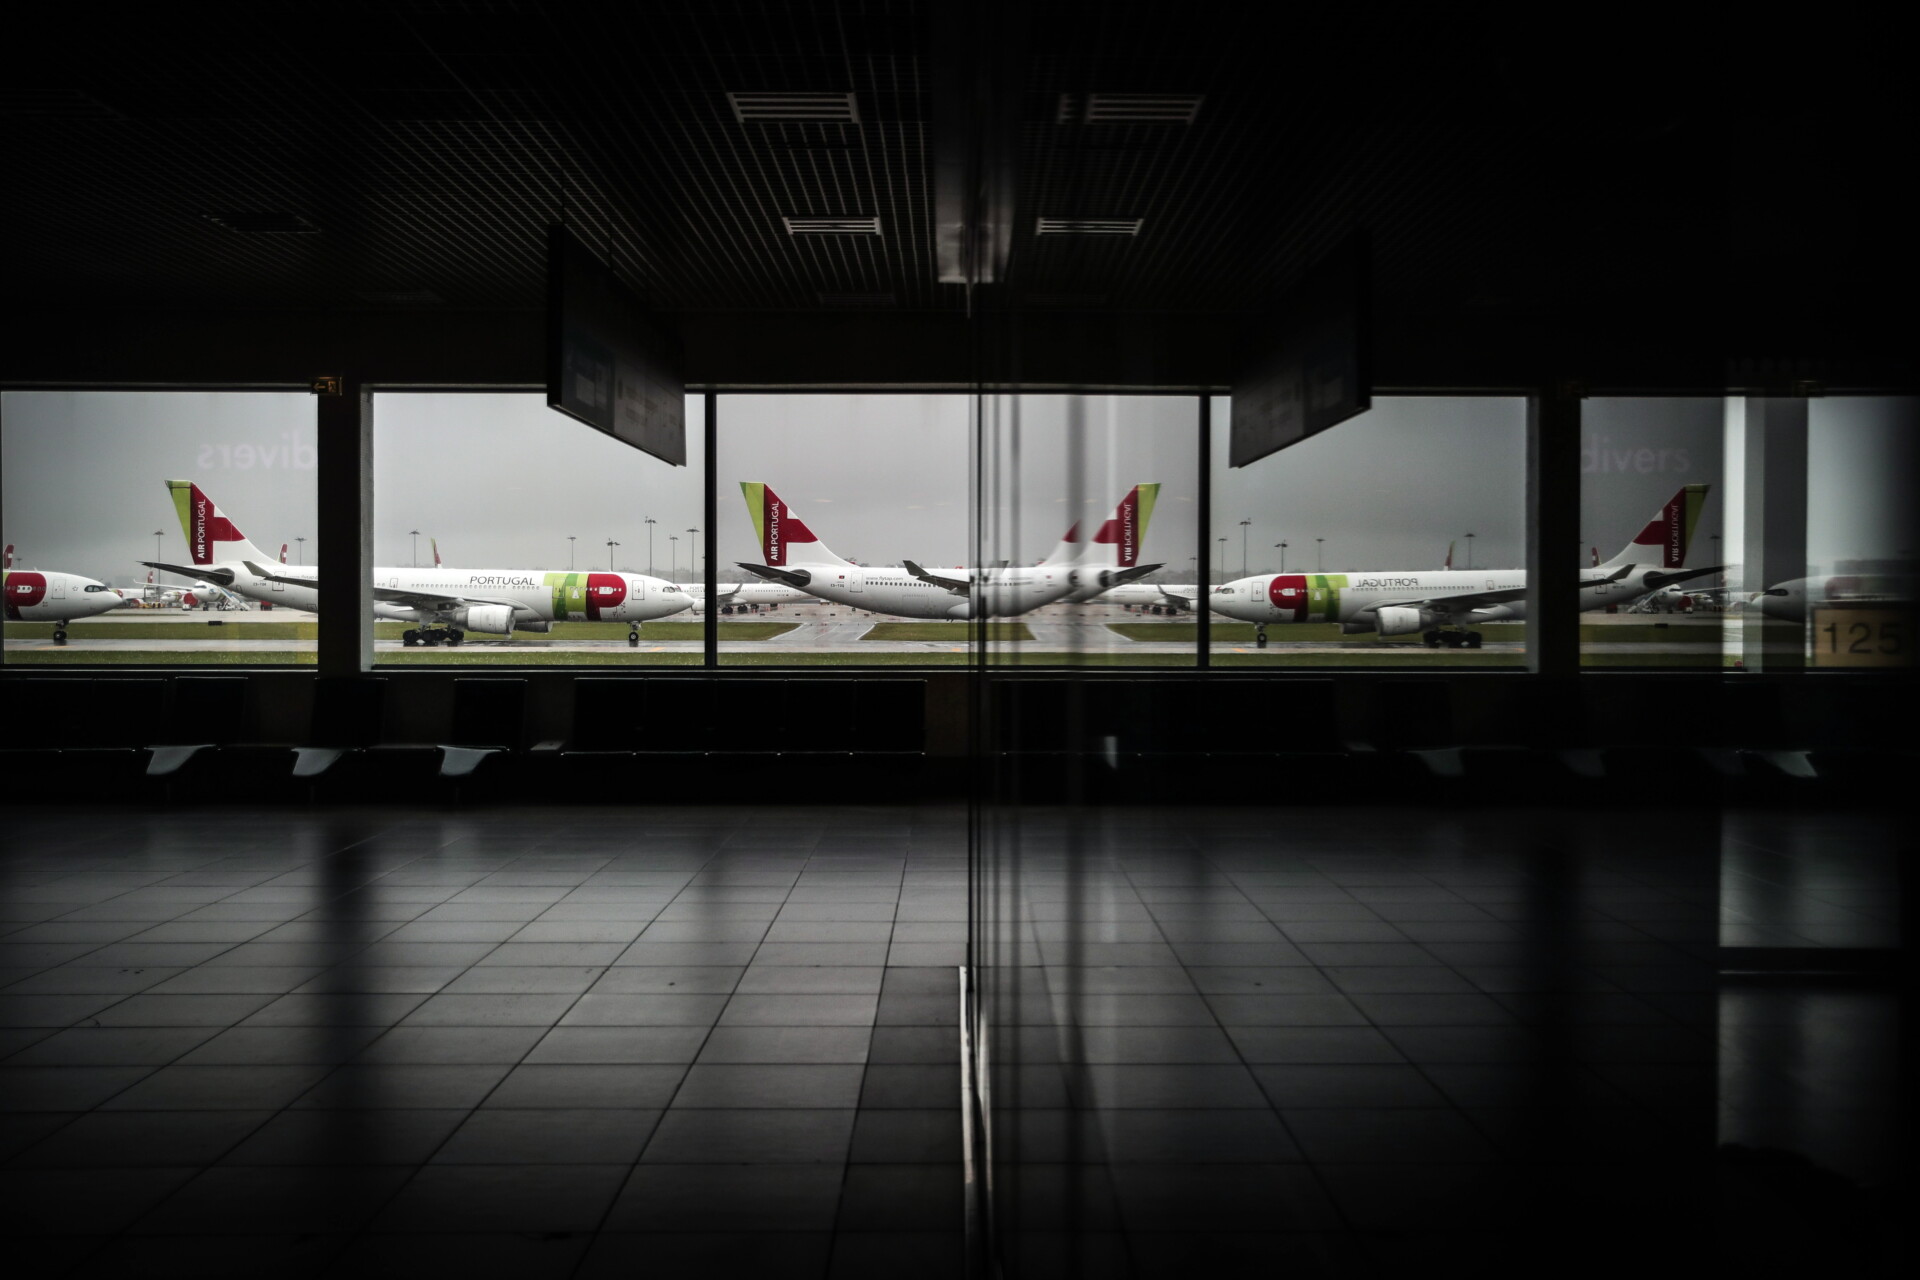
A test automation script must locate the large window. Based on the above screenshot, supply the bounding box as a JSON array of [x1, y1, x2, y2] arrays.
[[716, 394, 971, 666], [1208, 394, 1527, 666], [1577, 397, 1727, 669], [371, 393, 705, 665], [2, 390, 317, 666]]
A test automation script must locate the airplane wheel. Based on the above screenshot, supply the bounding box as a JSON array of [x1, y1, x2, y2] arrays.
[[53, 628, 68, 645], [447, 630, 465, 646], [1423, 631, 1442, 648], [628, 629, 640, 646], [1465, 632, 1484, 649], [402, 629, 420, 647]]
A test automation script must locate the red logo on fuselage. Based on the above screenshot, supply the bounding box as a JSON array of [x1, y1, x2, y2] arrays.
[[1267, 574, 1310, 621], [584, 573, 626, 619], [5, 571, 48, 616]]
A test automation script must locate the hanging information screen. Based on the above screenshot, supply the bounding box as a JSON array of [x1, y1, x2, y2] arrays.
[[547, 224, 685, 466], [1230, 233, 1371, 468]]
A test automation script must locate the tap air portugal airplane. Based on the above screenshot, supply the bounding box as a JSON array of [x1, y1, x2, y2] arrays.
[[736, 481, 1161, 619], [142, 480, 695, 645], [1210, 484, 1720, 649], [3, 545, 127, 640], [1056, 483, 1164, 603]]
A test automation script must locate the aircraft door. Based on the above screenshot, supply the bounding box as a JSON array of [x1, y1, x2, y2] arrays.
[[846, 569, 863, 594], [49, 575, 66, 602]]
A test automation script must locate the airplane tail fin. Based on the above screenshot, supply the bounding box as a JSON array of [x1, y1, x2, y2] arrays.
[[1085, 483, 1160, 569], [166, 480, 272, 568], [1039, 521, 1082, 568], [2, 544, 11, 569], [431, 537, 442, 568], [1591, 546, 1599, 567], [1599, 484, 1710, 570], [278, 543, 288, 564], [1444, 539, 1455, 571], [739, 482, 850, 568]]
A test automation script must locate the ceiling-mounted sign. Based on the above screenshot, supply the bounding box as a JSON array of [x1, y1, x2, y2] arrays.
[[547, 223, 685, 466], [1230, 232, 1371, 468]]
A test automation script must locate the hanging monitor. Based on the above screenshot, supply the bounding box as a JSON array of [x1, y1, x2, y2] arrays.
[[546, 223, 686, 466], [1230, 232, 1371, 467]]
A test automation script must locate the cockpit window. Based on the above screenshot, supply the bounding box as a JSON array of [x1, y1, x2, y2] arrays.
[[83, 583, 107, 592]]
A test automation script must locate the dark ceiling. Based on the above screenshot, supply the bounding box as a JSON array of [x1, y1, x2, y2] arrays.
[[3, 1, 1911, 385]]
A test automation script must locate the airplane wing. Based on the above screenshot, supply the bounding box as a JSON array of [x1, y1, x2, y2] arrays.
[[1155, 587, 1194, 609], [1361, 566, 1632, 617], [902, 559, 971, 595], [240, 562, 522, 616], [1092, 562, 1166, 592], [141, 560, 234, 587], [738, 562, 813, 589]]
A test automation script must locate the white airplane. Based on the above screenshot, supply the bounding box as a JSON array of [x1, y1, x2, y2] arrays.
[[1209, 484, 1720, 649], [1752, 573, 1912, 623], [1106, 581, 1199, 614], [735, 481, 1159, 619], [3, 545, 127, 642], [142, 480, 695, 646], [686, 581, 812, 614]]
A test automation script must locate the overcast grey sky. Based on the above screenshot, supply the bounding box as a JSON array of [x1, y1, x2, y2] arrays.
[[2, 390, 1908, 587]]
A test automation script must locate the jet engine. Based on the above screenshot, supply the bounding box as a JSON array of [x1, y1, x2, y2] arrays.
[[457, 605, 517, 635], [1339, 621, 1377, 635], [515, 619, 552, 633], [1374, 606, 1434, 637]]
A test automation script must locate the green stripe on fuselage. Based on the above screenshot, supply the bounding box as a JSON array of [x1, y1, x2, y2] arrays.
[[1308, 573, 1346, 622], [543, 571, 589, 621]]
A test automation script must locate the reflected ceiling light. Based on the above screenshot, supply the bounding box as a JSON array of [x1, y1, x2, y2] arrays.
[[201, 211, 319, 234], [1035, 218, 1142, 236], [729, 91, 859, 124], [1058, 93, 1203, 125], [784, 216, 881, 235]]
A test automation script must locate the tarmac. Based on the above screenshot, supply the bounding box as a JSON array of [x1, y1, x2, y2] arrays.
[[4, 604, 1734, 657]]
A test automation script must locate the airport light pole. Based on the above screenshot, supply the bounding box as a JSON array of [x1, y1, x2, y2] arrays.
[[1275, 541, 1288, 573], [1464, 531, 1475, 570], [1216, 537, 1227, 579], [606, 539, 620, 570], [567, 535, 576, 570], [294, 537, 305, 564], [1239, 518, 1252, 576], [645, 518, 656, 577], [153, 530, 164, 564], [669, 535, 679, 582], [1316, 537, 1324, 571], [410, 530, 419, 567], [686, 529, 699, 583]]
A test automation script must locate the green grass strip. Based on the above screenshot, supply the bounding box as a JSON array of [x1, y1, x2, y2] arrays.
[[862, 622, 1033, 642]]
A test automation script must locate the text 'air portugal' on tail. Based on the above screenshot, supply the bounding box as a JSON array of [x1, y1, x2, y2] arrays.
[[1599, 483, 1710, 570], [740, 481, 851, 569], [167, 479, 273, 568]]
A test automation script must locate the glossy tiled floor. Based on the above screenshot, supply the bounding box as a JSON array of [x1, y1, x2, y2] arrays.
[[0, 807, 967, 1278], [2, 803, 1904, 1277], [971, 805, 1906, 1275]]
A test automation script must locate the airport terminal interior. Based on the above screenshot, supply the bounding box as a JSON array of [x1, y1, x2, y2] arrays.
[[2, 4, 1912, 1277]]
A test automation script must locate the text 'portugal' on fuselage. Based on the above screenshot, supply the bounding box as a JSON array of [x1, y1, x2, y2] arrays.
[[1209, 484, 1718, 649]]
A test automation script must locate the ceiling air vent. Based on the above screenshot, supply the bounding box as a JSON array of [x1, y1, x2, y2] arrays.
[[201, 212, 320, 235], [729, 92, 860, 124], [817, 292, 896, 308], [784, 216, 881, 235], [1035, 218, 1142, 237], [1059, 93, 1204, 124]]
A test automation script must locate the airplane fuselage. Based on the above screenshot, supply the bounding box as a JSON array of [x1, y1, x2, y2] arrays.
[[217, 565, 693, 628], [770, 563, 1076, 619], [1209, 566, 1677, 631], [3, 570, 126, 624]]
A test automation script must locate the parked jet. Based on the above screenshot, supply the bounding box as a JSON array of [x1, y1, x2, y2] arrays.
[[736, 482, 1158, 619], [143, 480, 695, 645], [4, 544, 128, 641], [1106, 581, 1198, 614], [1752, 573, 1912, 623], [1209, 484, 1720, 648]]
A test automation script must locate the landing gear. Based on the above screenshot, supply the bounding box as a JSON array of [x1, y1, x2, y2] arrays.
[[445, 629, 464, 647], [52, 627, 68, 646], [403, 628, 422, 647], [628, 627, 640, 647], [1255, 626, 1268, 649], [402, 626, 465, 647], [1424, 629, 1485, 650]]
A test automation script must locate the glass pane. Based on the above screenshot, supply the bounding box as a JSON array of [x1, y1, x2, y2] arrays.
[[1208, 393, 1526, 666], [717, 393, 971, 666], [372, 392, 703, 665], [979, 394, 1199, 667], [3, 390, 316, 666], [1577, 397, 1728, 669], [1797, 395, 1915, 670]]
